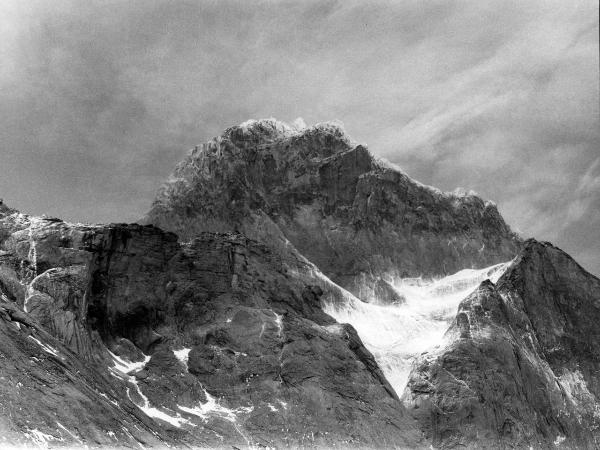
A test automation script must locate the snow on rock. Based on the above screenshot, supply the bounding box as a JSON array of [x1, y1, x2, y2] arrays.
[[272, 311, 283, 338], [27, 335, 59, 357], [178, 388, 254, 423], [554, 435, 566, 446], [56, 422, 83, 445], [323, 262, 511, 394], [23, 271, 51, 314], [126, 376, 192, 428], [109, 351, 150, 374], [108, 351, 192, 428], [173, 348, 191, 369], [27, 217, 42, 275]]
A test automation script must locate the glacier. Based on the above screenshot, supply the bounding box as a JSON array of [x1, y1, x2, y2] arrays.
[[323, 262, 511, 394]]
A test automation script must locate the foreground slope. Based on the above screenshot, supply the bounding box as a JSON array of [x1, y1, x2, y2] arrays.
[[144, 119, 521, 303], [403, 240, 600, 448], [0, 200, 423, 448]]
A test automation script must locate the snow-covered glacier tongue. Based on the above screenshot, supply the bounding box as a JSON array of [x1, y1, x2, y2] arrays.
[[323, 262, 511, 395]]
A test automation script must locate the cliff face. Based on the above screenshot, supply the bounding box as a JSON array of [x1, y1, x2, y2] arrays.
[[143, 119, 521, 303], [0, 206, 422, 448], [403, 240, 600, 449]]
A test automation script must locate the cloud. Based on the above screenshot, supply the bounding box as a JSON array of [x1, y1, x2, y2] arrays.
[[0, 0, 598, 274]]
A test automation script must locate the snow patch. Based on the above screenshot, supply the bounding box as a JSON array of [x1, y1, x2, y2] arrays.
[[173, 348, 191, 369], [27, 219, 41, 275], [23, 271, 50, 314], [272, 311, 283, 338], [323, 323, 344, 335], [177, 388, 254, 423], [126, 376, 192, 428], [554, 435, 566, 446], [109, 351, 150, 374]]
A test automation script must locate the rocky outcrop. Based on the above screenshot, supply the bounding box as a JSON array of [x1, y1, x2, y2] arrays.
[[403, 240, 600, 448], [0, 205, 423, 448], [143, 119, 521, 303]]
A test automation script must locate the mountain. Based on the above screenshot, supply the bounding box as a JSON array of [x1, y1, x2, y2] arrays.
[[144, 119, 520, 304], [0, 119, 598, 449]]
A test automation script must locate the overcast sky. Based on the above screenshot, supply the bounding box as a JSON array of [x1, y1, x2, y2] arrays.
[[1, 0, 598, 275]]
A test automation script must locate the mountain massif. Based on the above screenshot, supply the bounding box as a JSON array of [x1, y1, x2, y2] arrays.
[[144, 119, 520, 304], [0, 119, 598, 449]]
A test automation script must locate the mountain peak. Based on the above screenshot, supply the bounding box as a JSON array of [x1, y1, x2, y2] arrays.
[[145, 118, 521, 304]]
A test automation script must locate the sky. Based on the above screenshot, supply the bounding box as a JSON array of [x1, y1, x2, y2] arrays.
[[0, 0, 598, 275]]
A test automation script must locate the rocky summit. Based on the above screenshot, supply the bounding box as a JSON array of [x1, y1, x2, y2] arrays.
[[143, 119, 521, 305], [0, 119, 598, 449]]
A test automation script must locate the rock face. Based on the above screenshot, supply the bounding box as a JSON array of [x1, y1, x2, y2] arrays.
[[403, 239, 600, 448], [143, 119, 521, 303], [0, 206, 422, 448]]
